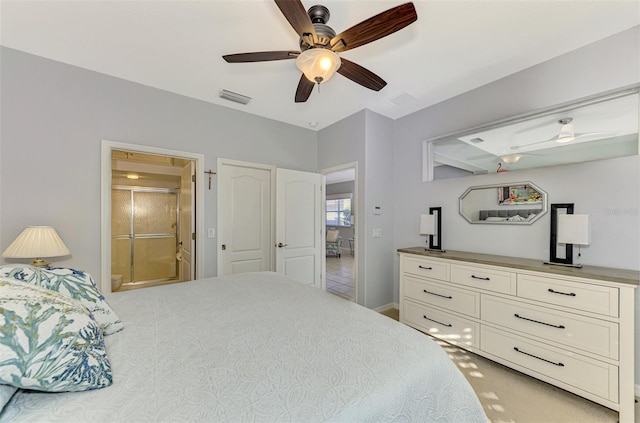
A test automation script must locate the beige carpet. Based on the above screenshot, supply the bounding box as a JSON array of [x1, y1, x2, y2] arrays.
[[379, 308, 638, 422]]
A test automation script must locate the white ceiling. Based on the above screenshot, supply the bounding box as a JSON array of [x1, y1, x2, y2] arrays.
[[1, 1, 638, 131]]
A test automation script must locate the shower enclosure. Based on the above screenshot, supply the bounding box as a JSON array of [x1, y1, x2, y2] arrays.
[[111, 187, 179, 286]]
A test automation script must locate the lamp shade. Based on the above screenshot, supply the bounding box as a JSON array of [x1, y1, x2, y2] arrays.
[[296, 48, 341, 84], [2, 226, 71, 259], [420, 214, 436, 235], [557, 214, 590, 245]]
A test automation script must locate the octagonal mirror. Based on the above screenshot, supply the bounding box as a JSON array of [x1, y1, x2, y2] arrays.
[[459, 181, 547, 224]]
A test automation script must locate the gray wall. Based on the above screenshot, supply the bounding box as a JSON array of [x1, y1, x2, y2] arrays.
[[318, 111, 366, 305], [363, 110, 395, 309], [392, 27, 640, 386], [0, 47, 318, 281]]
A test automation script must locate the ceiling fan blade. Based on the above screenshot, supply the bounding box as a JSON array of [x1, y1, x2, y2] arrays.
[[337, 58, 387, 91], [330, 2, 417, 52], [295, 74, 315, 103], [274, 0, 317, 45], [223, 51, 299, 63]]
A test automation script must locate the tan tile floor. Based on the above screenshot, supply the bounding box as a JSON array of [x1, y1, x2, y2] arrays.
[[326, 253, 353, 301]]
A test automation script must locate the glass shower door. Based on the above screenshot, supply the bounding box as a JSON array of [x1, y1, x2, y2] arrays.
[[111, 188, 178, 285], [132, 191, 177, 282]]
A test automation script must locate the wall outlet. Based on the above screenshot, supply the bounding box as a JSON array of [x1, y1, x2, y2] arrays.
[[208, 228, 215, 238], [372, 228, 382, 238]]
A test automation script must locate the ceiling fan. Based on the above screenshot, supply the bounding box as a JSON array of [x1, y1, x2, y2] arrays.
[[222, 1, 418, 103], [510, 118, 616, 151]]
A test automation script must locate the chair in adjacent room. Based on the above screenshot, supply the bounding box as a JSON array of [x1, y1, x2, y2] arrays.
[[326, 229, 343, 257]]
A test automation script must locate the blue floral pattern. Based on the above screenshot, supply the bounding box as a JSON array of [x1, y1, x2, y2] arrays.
[[0, 278, 112, 392], [0, 266, 123, 335]]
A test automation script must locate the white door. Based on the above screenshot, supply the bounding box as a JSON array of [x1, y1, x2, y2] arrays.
[[218, 161, 272, 276], [275, 168, 323, 288], [179, 161, 195, 281]]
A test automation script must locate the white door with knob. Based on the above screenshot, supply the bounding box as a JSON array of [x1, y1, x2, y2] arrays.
[[218, 160, 323, 287], [218, 160, 273, 276], [275, 168, 323, 288]]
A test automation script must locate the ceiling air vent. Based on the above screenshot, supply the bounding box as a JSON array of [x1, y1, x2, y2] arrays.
[[219, 89, 251, 105]]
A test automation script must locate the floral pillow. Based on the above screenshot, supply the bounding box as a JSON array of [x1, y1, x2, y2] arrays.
[[0, 265, 123, 335], [0, 277, 113, 392]]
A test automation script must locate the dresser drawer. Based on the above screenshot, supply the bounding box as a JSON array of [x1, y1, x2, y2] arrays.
[[403, 300, 479, 349], [481, 295, 618, 359], [517, 274, 619, 317], [403, 255, 450, 281], [482, 327, 618, 402], [450, 264, 516, 295], [405, 275, 480, 317]]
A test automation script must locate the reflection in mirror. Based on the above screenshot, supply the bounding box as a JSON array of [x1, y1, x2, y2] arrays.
[[459, 181, 547, 225], [424, 86, 639, 181]]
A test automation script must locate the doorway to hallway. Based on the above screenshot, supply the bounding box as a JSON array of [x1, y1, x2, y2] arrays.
[[321, 162, 358, 303]]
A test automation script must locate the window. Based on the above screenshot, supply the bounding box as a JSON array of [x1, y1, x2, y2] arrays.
[[326, 194, 352, 227]]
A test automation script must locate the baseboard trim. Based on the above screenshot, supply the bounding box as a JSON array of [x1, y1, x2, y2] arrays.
[[374, 303, 399, 313]]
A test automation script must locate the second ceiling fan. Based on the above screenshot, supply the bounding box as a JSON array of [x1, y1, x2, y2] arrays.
[[222, 1, 418, 103]]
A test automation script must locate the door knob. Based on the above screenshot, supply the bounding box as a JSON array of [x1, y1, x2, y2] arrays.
[[277, 242, 288, 248]]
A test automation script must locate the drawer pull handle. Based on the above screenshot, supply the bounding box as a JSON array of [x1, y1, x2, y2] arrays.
[[514, 313, 565, 329], [548, 288, 576, 297], [423, 289, 453, 299], [418, 265, 433, 270], [513, 347, 564, 367], [471, 275, 490, 281], [423, 315, 453, 327]]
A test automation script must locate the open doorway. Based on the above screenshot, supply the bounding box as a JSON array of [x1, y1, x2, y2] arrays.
[[100, 141, 205, 294], [322, 163, 358, 302], [110, 150, 193, 292]]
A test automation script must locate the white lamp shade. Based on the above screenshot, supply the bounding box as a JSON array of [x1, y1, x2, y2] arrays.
[[557, 214, 590, 245], [296, 48, 341, 84], [420, 214, 436, 235], [2, 226, 71, 258]]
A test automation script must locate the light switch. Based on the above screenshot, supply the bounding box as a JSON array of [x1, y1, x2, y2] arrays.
[[372, 228, 382, 238], [208, 228, 215, 238]]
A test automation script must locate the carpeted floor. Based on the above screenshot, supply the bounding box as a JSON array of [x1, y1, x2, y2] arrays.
[[379, 308, 638, 422]]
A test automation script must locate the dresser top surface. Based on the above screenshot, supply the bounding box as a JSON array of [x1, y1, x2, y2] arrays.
[[398, 247, 639, 286]]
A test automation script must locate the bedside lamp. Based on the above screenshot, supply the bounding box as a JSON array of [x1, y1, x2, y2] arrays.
[[420, 214, 435, 250], [2, 226, 71, 267], [420, 207, 445, 252], [557, 214, 590, 268]]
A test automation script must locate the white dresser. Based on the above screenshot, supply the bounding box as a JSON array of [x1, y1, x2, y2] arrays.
[[398, 248, 638, 423]]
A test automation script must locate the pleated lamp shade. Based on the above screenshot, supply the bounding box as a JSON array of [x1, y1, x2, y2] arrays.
[[2, 226, 70, 267]]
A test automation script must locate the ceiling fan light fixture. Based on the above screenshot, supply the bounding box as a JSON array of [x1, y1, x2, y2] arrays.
[[501, 154, 522, 163], [556, 118, 575, 143], [296, 48, 341, 84]]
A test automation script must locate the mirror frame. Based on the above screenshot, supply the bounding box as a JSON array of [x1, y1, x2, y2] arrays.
[[459, 181, 548, 225]]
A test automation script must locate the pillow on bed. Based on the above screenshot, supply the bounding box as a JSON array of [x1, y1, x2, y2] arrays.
[[0, 265, 123, 335], [484, 216, 506, 222], [0, 277, 113, 392]]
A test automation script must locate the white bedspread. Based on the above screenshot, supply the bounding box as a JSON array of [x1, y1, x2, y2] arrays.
[[1, 272, 487, 422]]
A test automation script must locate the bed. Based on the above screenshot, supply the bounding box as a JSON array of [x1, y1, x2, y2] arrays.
[[1, 269, 487, 422], [478, 208, 539, 222]]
